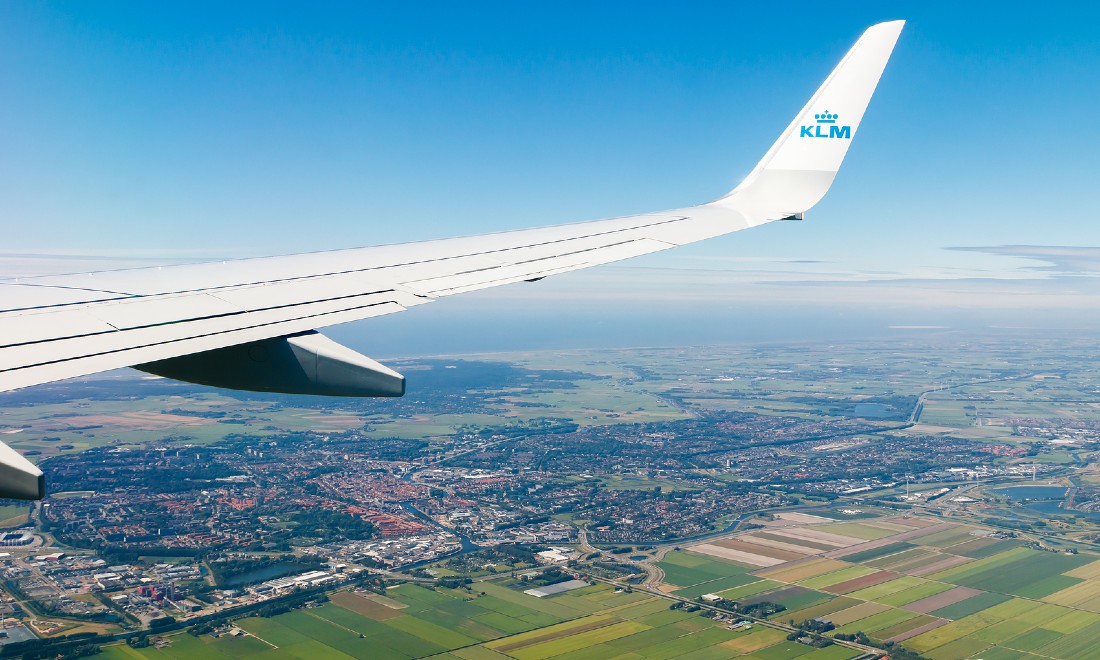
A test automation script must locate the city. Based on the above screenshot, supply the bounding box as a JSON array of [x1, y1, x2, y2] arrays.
[[0, 336, 1099, 657]]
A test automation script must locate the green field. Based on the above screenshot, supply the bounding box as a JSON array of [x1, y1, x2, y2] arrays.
[[760, 587, 833, 615], [798, 565, 876, 590], [839, 542, 915, 564], [845, 575, 928, 601], [656, 550, 755, 589], [876, 581, 954, 606], [931, 549, 1092, 598], [100, 580, 864, 660], [0, 503, 29, 527], [715, 579, 784, 601], [929, 592, 1013, 621]]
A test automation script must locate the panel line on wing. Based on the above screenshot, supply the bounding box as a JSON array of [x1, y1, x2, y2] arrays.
[[5, 215, 691, 301], [0, 285, 138, 314], [0, 288, 401, 350], [2, 300, 407, 374], [404, 237, 676, 297], [423, 239, 639, 279]]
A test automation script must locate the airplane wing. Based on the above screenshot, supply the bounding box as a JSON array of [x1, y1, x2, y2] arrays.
[[0, 21, 904, 499]]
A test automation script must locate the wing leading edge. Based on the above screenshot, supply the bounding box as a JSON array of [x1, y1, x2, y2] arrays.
[[0, 21, 904, 498]]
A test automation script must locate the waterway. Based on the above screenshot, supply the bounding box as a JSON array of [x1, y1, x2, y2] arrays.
[[1023, 500, 1100, 521], [399, 502, 479, 554], [992, 486, 1067, 500], [222, 562, 312, 587], [990, 485, 1100, 521], [397, 468, 480, 556]]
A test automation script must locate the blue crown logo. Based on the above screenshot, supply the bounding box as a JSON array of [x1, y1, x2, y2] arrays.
[[800, 110, 850, 139]]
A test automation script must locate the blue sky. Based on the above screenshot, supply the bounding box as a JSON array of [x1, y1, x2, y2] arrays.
[[2, 2, 1100, 351]]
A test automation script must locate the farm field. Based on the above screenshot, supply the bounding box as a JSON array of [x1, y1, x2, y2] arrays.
[[99, 579, 863, 660], [660, 512, 1100, 658]]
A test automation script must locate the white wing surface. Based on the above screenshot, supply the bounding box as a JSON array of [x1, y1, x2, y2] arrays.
[[0, 21, 903, 498]]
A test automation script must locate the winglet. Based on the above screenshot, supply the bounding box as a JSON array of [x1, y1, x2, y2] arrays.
[[714, 20, 904, 224]]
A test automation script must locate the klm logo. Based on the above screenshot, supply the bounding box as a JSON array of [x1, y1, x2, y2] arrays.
[[800, 110, 850, 139]]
